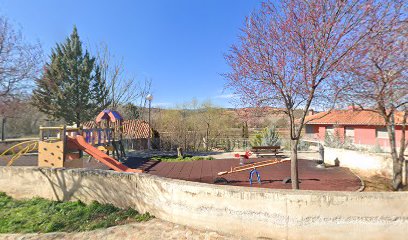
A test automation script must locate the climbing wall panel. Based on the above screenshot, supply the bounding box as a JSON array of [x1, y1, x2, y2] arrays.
[[38, 141, 64, 168]]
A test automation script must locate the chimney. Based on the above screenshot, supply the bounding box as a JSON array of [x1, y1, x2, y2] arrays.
[[308, 109, 314, 116]]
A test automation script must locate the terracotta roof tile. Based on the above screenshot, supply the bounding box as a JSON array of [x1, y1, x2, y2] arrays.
[[305, 109, 406, 126]]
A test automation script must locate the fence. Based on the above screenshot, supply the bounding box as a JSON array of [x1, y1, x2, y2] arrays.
[[157, 132, 250, 152], [121, 138, 148, 151], [211, 138, 250, 151]]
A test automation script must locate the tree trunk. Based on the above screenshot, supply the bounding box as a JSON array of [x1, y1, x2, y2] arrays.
[[399, 110, 407, 186], [206, 122, 210, 152], [391, 151, 402, 190], [290, 139, 299, 189], [76, 112, 81, 128], [386, 120, 402, 190], [177, 147, 183, 158]]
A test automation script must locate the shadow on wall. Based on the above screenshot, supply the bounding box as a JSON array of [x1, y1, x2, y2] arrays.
[[36, 168, 168, 215], [39, 168, 84, 202]]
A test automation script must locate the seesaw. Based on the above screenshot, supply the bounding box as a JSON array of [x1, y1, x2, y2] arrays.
[[217, 158, 290, 185]]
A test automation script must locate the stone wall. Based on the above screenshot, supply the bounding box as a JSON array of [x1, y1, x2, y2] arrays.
[[1, 167, 408, 240]]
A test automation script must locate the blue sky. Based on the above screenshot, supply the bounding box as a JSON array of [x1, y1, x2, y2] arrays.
[[1, 0, 262, 108]]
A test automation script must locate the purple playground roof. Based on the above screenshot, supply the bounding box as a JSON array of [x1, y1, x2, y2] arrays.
[[95, 109, 123, 123]]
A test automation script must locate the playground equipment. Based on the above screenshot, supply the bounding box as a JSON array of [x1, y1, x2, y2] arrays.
[[94, 110, 126, 160], [218, 158, 289, 185], [0, 140, 38, 166], [234, 150, 252, 165], [37, 125, 140, 172], [1, 109, 141, 173]]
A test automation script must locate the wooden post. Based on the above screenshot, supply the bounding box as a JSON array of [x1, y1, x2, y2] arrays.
[[1, 117, 5, 141], [62, 125, 66, 163], [39, 125, 43, 140]]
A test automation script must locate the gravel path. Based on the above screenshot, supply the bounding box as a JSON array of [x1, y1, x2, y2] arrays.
[[0, 219, 248, 240]]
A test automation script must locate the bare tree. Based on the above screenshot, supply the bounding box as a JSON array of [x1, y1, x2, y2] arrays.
[[345, 1, 408, 190], [0, 16, 42, 140], [0, 16, 41, 102], [225, 0, 374, 189], [95, 43, 152, 114]]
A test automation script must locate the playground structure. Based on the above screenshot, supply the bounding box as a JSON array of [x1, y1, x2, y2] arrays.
[[218, 158, 290, 184], [229, 146, 286, 184], [1, 110, 141, 173], [93, 109, 127, 159], [0, 140, 38, 166], [234, 150, 252, 165]]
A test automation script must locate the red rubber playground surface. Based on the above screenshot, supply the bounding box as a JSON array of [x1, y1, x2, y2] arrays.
[[130, 158, 362, 191]]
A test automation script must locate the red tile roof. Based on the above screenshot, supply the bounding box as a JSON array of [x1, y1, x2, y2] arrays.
[[305, 109, 406, 126]]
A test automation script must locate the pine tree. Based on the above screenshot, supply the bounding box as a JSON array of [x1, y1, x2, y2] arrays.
[[32, 26, 110, 126]]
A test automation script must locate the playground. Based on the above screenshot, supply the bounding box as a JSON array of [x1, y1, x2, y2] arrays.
[[0, 108, 404, 239], [125, 157, 362, 191], [0, 153, 363, 192], [0, 108, 363, 192]]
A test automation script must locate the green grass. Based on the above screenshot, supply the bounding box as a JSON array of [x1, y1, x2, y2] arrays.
[[150, 155, 214, 162], [0, 192, 153, 233]]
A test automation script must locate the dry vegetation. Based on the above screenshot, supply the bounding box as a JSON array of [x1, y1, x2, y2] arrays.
[[360, 174, 408, 192]]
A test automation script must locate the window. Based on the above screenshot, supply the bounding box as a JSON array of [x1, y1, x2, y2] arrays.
[[345, 127, 354, 143], [345, 127, 354, 137], [305, 125, 317, 139], [305, 125, 315, 134], [376, 127, 388, 139]]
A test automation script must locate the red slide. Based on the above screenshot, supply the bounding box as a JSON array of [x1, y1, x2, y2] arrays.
[[67, 136, 141, 173]]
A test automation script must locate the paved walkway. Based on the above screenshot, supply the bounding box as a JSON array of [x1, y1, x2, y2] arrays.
[[0, 219, 247, 240]]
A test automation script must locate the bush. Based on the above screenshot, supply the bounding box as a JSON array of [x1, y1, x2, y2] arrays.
[[324, 131, 356, 150], [371, 143, 383, 153], [250, 126, 281, 147], [324, 132, 342, 148], [297, 141, 310, 151]]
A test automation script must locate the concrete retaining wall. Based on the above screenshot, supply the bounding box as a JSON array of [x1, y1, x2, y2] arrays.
[[1, 167, 408, 240]]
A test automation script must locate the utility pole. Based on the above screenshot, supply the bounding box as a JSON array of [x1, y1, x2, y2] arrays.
[[146, 94, 153, 150]]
